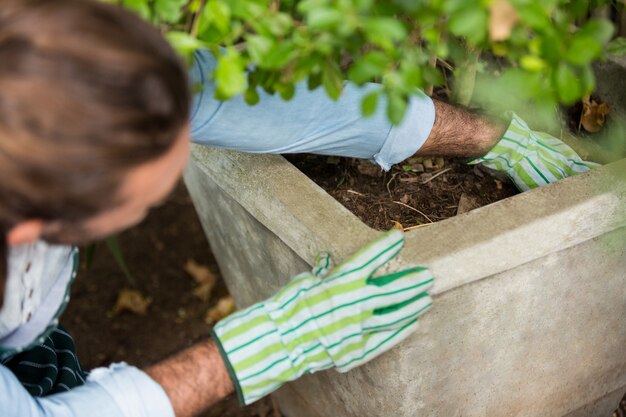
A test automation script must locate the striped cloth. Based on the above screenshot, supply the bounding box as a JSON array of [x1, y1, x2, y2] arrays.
[[1, 325, 87, 396], [470, 112, 600, 191], [213, 230, 434, 405]]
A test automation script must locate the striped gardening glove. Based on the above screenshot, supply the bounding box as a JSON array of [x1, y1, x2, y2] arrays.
[[470, 112, 601, 191], [212, 229, 434, 405]]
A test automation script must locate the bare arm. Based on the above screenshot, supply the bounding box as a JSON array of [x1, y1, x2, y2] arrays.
[[416, 99, 508, 158], [145, 339, 234, 417]]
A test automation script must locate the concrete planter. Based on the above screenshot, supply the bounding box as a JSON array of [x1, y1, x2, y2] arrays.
[[185, 145, 625, 416], [185, 51, 626, 417]]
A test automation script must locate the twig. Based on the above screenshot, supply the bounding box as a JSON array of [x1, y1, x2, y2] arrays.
[[190, 0, 207, 38], [386, 172, 399, 198], [421, 168, 452, 184], [438, 58, 454, 71], [454, 47, 480, 106], [425, 53, 437, 96], [392, 201, 433, 223], [346, 189, 364, 196], [403, 223, 434, 231]]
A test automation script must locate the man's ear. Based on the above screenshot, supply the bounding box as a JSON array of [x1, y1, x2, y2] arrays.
[[6, 220, 44, 246]]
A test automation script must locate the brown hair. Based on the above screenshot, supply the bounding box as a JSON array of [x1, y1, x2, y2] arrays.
[[0, 0, 191, 305]]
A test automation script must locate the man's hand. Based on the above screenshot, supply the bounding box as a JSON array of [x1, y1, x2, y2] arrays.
[[211, 230, 434, 405], [469, 112, 600, 191]]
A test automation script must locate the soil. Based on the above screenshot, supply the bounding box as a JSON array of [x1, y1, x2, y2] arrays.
[[61, 182, 280, 417], [286, 154, 519, 230]]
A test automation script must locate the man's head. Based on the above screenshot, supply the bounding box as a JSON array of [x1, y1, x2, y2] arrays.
[[0, 0, 191, 301]]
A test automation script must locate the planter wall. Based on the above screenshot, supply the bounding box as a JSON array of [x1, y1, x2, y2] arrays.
[[184, 146, 626, 417]]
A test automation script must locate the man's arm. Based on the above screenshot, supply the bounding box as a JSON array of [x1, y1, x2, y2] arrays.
[[1, 340, 233, 417], [416, 100, 508, 158], [145, 340, 233, 417]]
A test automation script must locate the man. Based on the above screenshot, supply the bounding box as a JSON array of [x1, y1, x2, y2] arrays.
[[0, 1, 598, 416]]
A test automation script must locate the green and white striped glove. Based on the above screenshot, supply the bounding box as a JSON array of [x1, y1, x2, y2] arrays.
[[211, 230, 434, 405], [470, 112, 600, 191]]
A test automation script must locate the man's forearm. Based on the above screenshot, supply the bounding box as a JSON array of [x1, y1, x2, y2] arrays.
[[416, 99, 508, 158], [145, 339, 233, 417]]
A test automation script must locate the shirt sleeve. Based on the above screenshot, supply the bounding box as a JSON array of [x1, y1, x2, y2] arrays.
[[0, 363, 174, 417], [189, 49, 435, 171]]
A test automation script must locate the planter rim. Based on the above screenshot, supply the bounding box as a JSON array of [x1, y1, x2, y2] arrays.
[[188, 145, 626, 295]]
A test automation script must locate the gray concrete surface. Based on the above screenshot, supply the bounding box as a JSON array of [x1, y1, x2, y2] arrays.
[[185, 146, 625, 417], [594, 55, 626, 116]]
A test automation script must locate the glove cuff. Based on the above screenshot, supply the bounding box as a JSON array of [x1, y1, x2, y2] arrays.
[[210, 328, 246, 405], [213, 300, 304, 405]]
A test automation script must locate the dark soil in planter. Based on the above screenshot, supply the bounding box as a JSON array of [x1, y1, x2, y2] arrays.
[[286, 154, 519, 231]]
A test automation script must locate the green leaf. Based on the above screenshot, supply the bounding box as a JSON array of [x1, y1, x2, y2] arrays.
[[517, 3, 550, 31], [307, 72, 323, 90], [322, 61, 343, 100], [266, 12, 294, 37], [166, 31, 204, 57], [347, 52, 389, 84], [386, 91, 407, 125], [203, 0, 232, 34], [554, 63, 581, 104], [565, 20, 614, 65], [361, 90, 380, 117], [246, 35, 274, 63], [154, 0, 186, 23], [262, 42, 297, 69], [306, 8, 343, 30], [577, 19, 615, 46], [520, 55, 546, 72], [448, 6, 488, 44], [121, 0, 151, 20], [564, 36, 603, 65], [607, 37, 626, 56], [215, 48, 247, 98], [277, 82, 296, 100], [244, 86, 260, 105], [362, 17, 407, 42], [105, 236, 136, 287]]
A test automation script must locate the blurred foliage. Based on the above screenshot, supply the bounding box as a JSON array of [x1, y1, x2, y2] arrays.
[[112, 0, 626, 125]]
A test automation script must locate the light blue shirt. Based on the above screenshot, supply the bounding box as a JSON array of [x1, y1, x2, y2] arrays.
[[0, 362, 174, 417], [0, 49, 435, 416], [0, 243, 174, 417], [189, 49, 435, 170]]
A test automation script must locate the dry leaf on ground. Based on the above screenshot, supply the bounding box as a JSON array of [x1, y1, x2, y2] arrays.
[[489, 0, 519, 42], [392, 220, 404, 231], [112, 288, 152, 316], [184, 259, 217, 302], [205, 296, 235, 324], [580, 96, 610, 133], [456, 193, 481, 215]]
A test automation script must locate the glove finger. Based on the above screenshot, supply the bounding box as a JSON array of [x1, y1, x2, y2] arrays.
[[335, 320, 419, 373], [326, 229, 404, 282], [311, 253, 332, 277], [363, 291, 432, 332], [367, 265, 434, 293], [536, 132, 600, 170]]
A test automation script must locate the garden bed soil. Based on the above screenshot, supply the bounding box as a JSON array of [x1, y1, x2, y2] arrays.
[[286, 154, 519, 230]]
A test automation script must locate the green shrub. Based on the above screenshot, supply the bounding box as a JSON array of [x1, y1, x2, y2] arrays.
[[115, 0, 625, 125]]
